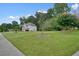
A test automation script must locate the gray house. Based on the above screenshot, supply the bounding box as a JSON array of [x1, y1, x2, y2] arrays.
[[22, 23, 37, 31]]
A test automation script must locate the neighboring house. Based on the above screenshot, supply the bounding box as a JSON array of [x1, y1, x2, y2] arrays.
[[22, 23, 37, 31]]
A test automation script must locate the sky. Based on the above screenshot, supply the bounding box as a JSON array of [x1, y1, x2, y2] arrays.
[[0, 3, 79, 24]]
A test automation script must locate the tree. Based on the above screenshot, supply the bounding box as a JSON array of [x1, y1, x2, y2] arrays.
[[47, 8, 54, 18], [25, 16, 36, 24], [20, 16, 36, 24], [41, 17, 62, 31], [12, 21, 19, 32], [35, 12, 48, 30], [19, 16, 26, 25], [40, 3, 71, 31], [53, 3, 71, 16], [7, 23, 12, 30], [1, 23, 8, 32], [0, 25, 3, 32], [57, 13, 78, 30]]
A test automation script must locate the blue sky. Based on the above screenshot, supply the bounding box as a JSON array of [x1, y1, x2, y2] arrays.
[[0, 3, 79, 24]]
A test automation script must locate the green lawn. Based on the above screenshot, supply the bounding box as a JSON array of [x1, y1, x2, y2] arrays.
[[2, 31, 79, 56]]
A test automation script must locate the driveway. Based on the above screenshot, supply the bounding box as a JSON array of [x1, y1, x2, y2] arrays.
[[0, 33, 24, 56]]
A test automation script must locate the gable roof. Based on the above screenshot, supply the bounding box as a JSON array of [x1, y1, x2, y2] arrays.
[[23, 23, 36, 26]]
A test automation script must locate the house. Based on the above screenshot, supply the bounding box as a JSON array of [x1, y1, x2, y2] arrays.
[[22, 23, 37, 31]]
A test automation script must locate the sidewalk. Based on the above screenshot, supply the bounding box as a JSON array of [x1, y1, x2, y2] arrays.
[[0, 33, 24, 56]]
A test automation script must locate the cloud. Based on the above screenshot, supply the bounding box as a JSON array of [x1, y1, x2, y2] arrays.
[[37, 9, 47, 13], [71, 4, 79, 10], [8, 16, 20, 20], [42, 10, 47, 13], [24, 13, 36, 18], [25, 14, 32, 18], [9, 16, 15, 19]]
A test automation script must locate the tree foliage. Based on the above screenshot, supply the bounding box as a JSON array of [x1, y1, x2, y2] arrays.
[[53, 3, 71, 15], [12, 21, 19, 31], [1, 23, 8, 32], [57, 13, 78, 30]]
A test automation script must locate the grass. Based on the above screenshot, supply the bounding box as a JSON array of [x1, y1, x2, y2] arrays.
[[2, 31, 79, 56]]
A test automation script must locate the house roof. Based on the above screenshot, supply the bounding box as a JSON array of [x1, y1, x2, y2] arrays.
[[23, 23, 36, 26]]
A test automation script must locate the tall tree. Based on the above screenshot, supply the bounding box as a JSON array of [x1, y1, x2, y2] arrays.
[[57, 13, 78, 30], [12, 21, 19, 32], [25, 16, 36, 24], [7, 23, 12, 29], [19, 16, 26, 25], [1, 23, 8, 32], [53, 3, 70, 16], [47, 8, 54, 18], [35, 12, 48, 30]]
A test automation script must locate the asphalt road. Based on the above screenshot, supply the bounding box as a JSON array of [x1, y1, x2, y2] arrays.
[[73, 51, 79, 56], [0, 33, 24, 56]]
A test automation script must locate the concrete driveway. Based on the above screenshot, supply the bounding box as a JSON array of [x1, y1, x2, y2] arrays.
[[0, 33, 24, 56]]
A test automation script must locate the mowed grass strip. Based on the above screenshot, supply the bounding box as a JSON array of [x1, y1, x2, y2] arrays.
[[3, 31, 79, 56]]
